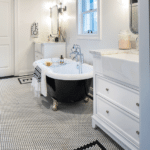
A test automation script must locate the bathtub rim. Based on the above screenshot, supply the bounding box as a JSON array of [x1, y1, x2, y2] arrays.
[[33, 58, 93, 80], [46, 62, 93, 80]]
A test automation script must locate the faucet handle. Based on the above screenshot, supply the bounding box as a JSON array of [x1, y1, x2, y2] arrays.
[[73, 44, 76, 49], [72, 44, 76, 51]]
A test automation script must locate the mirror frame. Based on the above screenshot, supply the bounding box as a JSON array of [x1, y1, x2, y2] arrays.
[[130, 0, 138, 34], [51, 5, 59, 35]]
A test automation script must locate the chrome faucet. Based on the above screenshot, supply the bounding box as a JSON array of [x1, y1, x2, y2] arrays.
[[70, 44, 84, 74]]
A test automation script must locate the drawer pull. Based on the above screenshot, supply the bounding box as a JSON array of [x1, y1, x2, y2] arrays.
[[106, 88, 109, 91], [136, 103, 140, 107], [136, 131, 140, 135], [106, 110, 109, 114]]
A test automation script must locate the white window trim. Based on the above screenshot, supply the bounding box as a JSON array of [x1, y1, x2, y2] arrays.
[[76, 0, 102, 40]]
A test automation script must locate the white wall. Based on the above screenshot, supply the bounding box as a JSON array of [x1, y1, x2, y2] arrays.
[[60, 0, 136, 65], [18, 0, 51, 75]]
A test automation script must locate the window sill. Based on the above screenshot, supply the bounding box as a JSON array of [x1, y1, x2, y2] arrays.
[[77, 34, 101, 40]]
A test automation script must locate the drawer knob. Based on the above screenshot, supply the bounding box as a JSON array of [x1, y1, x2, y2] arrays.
[[136, 103, 139, 107], [106, 110, 109, 114], [136, 131, 140, 135], [106, 88, 109, 91]]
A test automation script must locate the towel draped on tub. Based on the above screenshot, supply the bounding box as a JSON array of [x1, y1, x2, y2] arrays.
[[31, 59, 49, 97], [31, 66, 41, 97]]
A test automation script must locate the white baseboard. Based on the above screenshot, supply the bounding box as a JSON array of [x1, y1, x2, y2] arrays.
[[19, 69, 34, 76]]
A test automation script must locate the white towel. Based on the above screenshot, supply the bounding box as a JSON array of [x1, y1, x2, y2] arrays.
[[40, 66, 47, 97], [31, 77, 41, 97], [31, 66, 41, 97], [31, 61, 49, 97]]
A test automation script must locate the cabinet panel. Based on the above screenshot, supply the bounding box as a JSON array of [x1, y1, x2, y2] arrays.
[[34, 43, 66, 61], [35, 43, 42, 53], [96, 76, 139, 117], [97, 95, 139, 144], [93, 56, 103, 74], [43, 44, 66, 58]]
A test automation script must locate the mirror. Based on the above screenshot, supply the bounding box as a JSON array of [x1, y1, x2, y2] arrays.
[[51, 5, 59, 35], [130, 0, 138, 34]]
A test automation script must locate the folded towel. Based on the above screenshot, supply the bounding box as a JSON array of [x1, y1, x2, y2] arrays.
[[31, 66, 41, 97]]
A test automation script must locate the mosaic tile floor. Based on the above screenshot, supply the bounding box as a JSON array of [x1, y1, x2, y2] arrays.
[[0, 78, 124, 150]]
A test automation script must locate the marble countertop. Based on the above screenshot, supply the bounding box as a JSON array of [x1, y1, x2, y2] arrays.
[[89, 49, 139, 56]]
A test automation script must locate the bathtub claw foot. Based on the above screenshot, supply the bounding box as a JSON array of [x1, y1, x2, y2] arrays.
[[84, 97, 89, 103], [52, 98, 58, 111]]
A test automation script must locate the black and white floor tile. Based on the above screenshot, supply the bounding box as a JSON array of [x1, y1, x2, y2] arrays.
[[0, 77, 124, 150]]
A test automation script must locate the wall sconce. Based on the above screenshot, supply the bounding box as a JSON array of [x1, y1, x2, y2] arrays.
[[58, 3, 67, 14]]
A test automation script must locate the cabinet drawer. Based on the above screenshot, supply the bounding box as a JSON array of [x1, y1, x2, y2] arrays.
[[35, 52, 43, 61], [96, 76, 139, 117], [97, 95, 139, 144]]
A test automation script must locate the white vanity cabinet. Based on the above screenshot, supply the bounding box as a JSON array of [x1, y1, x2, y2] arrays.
[[34, 42, 66, 61], [90, 50, 140, 150]]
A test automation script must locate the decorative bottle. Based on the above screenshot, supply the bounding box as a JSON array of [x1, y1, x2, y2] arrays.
[[60, 55, 64, 64]]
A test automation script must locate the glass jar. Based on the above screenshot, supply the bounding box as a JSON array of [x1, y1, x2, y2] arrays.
[[118, 30, 131, 50]]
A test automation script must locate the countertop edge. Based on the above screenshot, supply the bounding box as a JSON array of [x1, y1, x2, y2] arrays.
[[89, 49, 139, 56], [34, 42, 66, 44]]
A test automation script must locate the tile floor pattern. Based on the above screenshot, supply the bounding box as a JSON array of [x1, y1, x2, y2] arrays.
[[0, 78, 124, 150]]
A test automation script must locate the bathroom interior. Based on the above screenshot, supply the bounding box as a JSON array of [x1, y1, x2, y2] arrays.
[[0, 0, 150, 149]]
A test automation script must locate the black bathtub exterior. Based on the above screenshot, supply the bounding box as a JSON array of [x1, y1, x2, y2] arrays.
[[46, 76, 93, 103]]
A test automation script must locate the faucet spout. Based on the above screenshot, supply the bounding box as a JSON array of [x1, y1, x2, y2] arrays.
[[69, 44, 84, 74]]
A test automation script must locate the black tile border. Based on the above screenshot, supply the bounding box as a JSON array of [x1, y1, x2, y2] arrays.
[[0, 74, 33, 80], [0, 75, 18, 80], [74, 140, 106, 150]]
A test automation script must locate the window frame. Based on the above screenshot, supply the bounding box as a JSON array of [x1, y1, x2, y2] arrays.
[[76, 0, 102, 40]]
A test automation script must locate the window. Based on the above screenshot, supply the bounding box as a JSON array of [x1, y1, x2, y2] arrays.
[[77, 0, 101, 39]]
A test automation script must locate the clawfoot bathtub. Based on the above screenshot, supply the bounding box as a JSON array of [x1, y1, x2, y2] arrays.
[[34, 58, 93, 111]]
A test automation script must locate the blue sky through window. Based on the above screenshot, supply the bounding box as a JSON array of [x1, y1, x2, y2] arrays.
[[82, 0, 97, 12], [82, 0, 97, 33]]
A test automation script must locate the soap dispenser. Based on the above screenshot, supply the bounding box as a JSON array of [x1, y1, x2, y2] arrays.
[[60, 55, 64, 64]]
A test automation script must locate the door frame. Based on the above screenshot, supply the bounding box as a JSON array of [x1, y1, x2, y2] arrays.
[[14, 0, 19, 76], [139, 0, 150, 149]]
